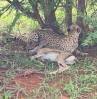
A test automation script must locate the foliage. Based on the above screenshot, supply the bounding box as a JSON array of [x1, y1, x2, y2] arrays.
[[82, 30, 97, 46], [1, 0, 97, 46], [82, 15, 97, 46], [1, 1, 97, 98]]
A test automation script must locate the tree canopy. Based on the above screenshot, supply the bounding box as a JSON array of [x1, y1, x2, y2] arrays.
[[1, 0, 97, 46]]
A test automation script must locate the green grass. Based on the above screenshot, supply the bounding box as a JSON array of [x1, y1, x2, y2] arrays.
[[1, 43, 97, 99], [62, 58, 97, 99], [0, 91, 12, 99], [31, 81, 60, 99], [1, 1, 97, 98]]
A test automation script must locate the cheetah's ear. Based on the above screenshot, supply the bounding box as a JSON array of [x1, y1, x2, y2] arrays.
[[77, 27, 82, 33]]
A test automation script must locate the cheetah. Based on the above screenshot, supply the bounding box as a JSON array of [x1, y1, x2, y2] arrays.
[[26, 24, 83, 74], [7, 24, 87, 74], [28, 24, 82, 54]]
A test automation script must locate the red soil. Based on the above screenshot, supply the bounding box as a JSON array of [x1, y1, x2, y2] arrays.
[[8, 73, 69, 99], [1, 44, 97, 99]]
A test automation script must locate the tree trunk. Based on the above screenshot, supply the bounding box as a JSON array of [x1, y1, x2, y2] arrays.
[[65, 0, 72, 27], [77, 0, 86, 49], [7, 0, 62, 33], [77, 0, 85, 29], [43, 0, 62, 33]]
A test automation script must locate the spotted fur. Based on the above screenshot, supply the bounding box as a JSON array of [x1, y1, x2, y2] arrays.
[[27, 24, 81, 53], [7, 24, 81, 53]]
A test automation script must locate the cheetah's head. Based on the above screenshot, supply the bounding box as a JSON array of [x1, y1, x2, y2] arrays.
[[67, 24, 82, 34]]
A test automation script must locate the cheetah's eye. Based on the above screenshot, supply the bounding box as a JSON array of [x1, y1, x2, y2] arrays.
[[67, 28, 70, 32]]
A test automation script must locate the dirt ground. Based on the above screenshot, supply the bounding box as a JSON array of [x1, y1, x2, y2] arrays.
[[0, 66, 70, 99], [0, 41, 97, 99]]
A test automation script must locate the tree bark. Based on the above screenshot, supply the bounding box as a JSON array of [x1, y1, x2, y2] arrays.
[[65, 0, 72, 27], [77, 0, 86, 49], [28, 0, 45, 28], [7, 0, 37, 19], [42, 0, 61, 33], [6, 0, 62, 33], [77, 0, 85, 29]]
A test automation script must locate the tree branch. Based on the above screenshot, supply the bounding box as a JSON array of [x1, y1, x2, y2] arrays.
[[6, 0, 37, 19], [54, 0, 62, 12], [0, 4, 11, 16], [28, 0, 45, 28]]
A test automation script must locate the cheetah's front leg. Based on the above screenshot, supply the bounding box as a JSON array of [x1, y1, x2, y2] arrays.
[[29, 41, 48, 55], [74, 50, 88, 56]]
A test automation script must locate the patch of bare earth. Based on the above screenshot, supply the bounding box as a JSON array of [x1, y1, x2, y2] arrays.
[[0, 40, 97, 98], [12, 48, 97, 99], [7, 74, 69, 99]]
